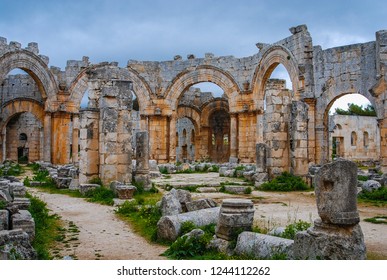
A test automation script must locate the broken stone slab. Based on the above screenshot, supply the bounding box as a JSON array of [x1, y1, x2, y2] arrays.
[[29, 181, 42, 187], [55, 177, 72, 189], [197, 187, 218, 193], [149, 171, 161, 178], [223, 185, 250, 194], [157, 207, 220, 241], [361, 180, 382, 192], [9, 182, 26, 198], [149, 160, 158, 172], [0, 190, 11, 203], [79, 184, 100, 195], [160, 192, 183, 216], [234, 232, 294, 259], [219, 167, 229, 176], [12, 198, 31, 210], [116, 185, 137, 199], [243, 171, 256, 181], [0, 229, 37, 260], [216, 199, 255, 241], [0, 210, 9, 230], [186, 198, 217, 212], [113, 198, 135, 207], [11, 210, 35, 241], [134, 174, 152, 191], [314, 160, 359, 225], [69, 178, 79, 190], [170, 188, 192, 210], [293, 220, 366, 260]]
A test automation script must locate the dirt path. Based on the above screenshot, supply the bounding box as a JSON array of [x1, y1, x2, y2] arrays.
[[27, 188, 167, 260]]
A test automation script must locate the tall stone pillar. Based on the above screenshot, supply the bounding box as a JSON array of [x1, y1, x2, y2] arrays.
[[79, 109, 100, 184], [135, 131, 151, 190], [290, 101, 309, 177], [99, 80, 133, 185], [1, 129, 6, 162], [169, 114, 177, 162], [304, 98, 316, 164], [229, 113, 238, 163], [43, 112, 52, 163], [52, 111, 72, 164], [72, 114, 80, 165], [264, 81, 291, 177], [379, 119, 387, 173]]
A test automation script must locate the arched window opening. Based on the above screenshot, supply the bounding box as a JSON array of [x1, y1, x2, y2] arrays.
[[351, 132, 357, 146], [363, 132, 369, 148]]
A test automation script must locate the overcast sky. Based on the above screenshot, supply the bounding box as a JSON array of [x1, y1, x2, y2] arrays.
[[1, 0, 385, 110]]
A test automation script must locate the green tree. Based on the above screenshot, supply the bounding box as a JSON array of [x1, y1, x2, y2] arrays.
[[335, 103, 376, 116]]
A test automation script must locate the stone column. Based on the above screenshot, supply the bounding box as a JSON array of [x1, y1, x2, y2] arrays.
[[79, 109, 100, 184], [99, 80, 133, 185], [72, 114, 80, 165], [215, 199, 254, 241], [169, 114, 177, 162], [1, 129, 6, 162], [255, 143, 267, 173], [304, 98, 316, 164], [43, 112, 52, 163], [293, 160, 366, 259], [379, 119, 387, 173], [264, 83, 291, 177], [134, 131, 151, 190], [256, 112, 264, 144], [229, 113, 238, 162], [51, 112, 72, 164], [289, 101, 309, 177]]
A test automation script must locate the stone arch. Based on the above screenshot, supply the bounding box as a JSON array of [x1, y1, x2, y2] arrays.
[[0, 99, 45, 162], [252, 45, 301, 110], [319, 92, 379, 164], [164, 65, 240, 111], [201, 99, 230, 127], [177, 105, 201, 133], [0, 99, 45, 130], [68, 66, 152, 113], [0, 50, 58, 109]]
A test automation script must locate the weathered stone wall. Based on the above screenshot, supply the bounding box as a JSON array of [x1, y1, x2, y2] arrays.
[[0, 74, 43, 104], [5, 112, 43, 162], [176, 117, 195, 162], [329, 114, 380, 161], [1, 24, 387, 177]]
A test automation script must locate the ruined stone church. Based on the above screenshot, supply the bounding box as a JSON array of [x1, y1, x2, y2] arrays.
[[1, 25, 386, 185]]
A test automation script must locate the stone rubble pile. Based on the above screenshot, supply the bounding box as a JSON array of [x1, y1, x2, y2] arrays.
[[0, 177, 37, 260]]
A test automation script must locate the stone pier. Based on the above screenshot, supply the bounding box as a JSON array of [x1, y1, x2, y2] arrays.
[[134, 131, 151, 190]]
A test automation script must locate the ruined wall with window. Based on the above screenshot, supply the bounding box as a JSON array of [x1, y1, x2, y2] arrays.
[[329, 114, 380, 163]]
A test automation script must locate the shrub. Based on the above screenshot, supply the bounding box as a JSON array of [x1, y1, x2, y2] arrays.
[[358, 187, 387, 202], [84, 187, 115, 205], [280, 220, 311, 240], [180, 221, 196, 236], [0, 200, 6, 210], [163, 224, 215, 259], [259, 172, 309, 192], [244, 186, 252, 194], [357, 175, 369, 182]]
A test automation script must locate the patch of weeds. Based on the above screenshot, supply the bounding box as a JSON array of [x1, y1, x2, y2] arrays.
[[279, 220, 311, 240], [159, 166, 169, 174], [162, 224, 216, 259], [364, 216, 387, 224], [210, 165, 219, 173], [259, 172, 310, 192], [84, 186, 115, 205], [27, 162, 41, 172], [244, 186, 252, 194], [357, 175, 369, 182], [0, 200, 6, 210], [115, 191, 163, 243], [23, 177, 31, 187], [163, 175, 172, 179], [88, 176, 103, 186], [27, 193, 64, 259], [358, 187, 387, 203], [180, 221, 197, 236], [0, 162, 23, 176]]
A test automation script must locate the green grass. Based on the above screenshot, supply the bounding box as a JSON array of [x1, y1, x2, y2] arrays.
[[358, 187, 387, 206], [84, 187, 115, 205], [0, 162, 24, 176], [115, 191, 163, 243], [27, 193, 64, 259], [364, 216, 387, 224], [357, 175, 369, 182], [259, 172, 310, 192], [0, 200, 6, 210], [279, 220, 311, 240]]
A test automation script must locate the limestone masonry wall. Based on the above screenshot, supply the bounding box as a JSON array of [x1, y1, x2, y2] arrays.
[[1, 24, 387, 185]]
